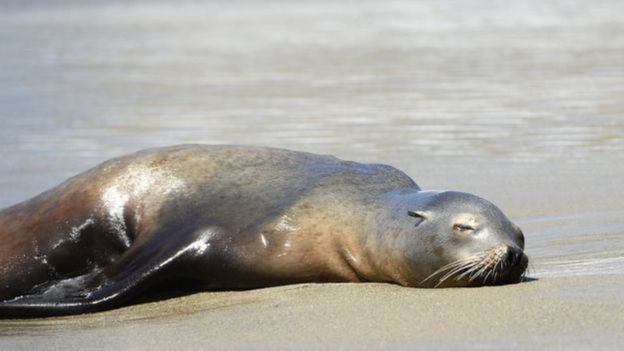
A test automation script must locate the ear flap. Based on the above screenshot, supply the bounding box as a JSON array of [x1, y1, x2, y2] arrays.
[[407, 210, 427, 220]]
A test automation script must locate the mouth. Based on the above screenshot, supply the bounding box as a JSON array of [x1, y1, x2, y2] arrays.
[[421, 246, 529, 288]]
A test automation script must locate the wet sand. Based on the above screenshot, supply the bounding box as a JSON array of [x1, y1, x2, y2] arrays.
[[1, 278, 624, 350], [1, 0, 623, 350]]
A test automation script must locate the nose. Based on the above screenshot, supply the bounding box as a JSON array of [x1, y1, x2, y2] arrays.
[[505, 246, 528, 275]]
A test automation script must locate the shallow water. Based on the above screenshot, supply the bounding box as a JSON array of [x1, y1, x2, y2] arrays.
[[0, 0, 623, 350]]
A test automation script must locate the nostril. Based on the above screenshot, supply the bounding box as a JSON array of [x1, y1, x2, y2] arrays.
[[520, 253, 528, 268], [505, 247, 522, 266], [499, 247, 529, 284]]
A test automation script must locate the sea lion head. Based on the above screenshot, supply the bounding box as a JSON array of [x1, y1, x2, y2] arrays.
[[391, 190, 528, 288]]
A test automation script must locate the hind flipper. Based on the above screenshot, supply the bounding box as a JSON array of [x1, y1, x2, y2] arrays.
[[0, 226, 220, 318]]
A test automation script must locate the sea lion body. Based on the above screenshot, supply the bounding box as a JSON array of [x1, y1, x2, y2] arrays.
[[0, 145, 527, 317]]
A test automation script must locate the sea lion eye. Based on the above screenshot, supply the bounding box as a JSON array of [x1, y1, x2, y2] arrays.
[[453, 223, 474, 232], [407, 210, 427, 226], [407, 210, 427, 220]]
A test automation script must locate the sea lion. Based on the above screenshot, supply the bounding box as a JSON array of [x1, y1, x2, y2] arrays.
[[0, 145, 527, 317]]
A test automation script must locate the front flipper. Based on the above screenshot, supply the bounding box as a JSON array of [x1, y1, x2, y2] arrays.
[[0, 226, 220, 318]]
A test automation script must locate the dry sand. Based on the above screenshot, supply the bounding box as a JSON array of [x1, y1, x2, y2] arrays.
[[1, 277, 623, 350]]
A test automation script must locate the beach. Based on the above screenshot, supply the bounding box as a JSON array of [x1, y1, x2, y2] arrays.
[[0, 0, 623, 349]]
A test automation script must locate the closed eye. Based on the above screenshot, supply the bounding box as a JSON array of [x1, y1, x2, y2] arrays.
[[453, 224, 474, 232]]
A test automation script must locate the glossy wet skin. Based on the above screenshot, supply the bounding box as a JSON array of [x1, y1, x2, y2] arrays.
[[0, 145, 528, 317]]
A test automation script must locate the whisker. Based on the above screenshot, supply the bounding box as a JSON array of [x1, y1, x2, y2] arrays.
[[456, 253, 489, 281], [436, 254, 488, 287], [420, 256, 477, 284], [520, 261, 532, 282], [528, 262, 536, 276], [485, 257, 504, 284], [469, 261, 492, 282], [455, 261, 483, 281], [436, 262, 476, 287], [423, 247, 527, 287], [482, 257, 502, 284], [492, 257, 504, 283], [482, 267, 494, 283]]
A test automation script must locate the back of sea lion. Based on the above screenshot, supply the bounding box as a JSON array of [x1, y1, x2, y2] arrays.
[[0, 145, 418, 317]]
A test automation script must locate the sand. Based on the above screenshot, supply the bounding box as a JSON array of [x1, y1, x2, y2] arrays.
[[1, 277, 623, 350]]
